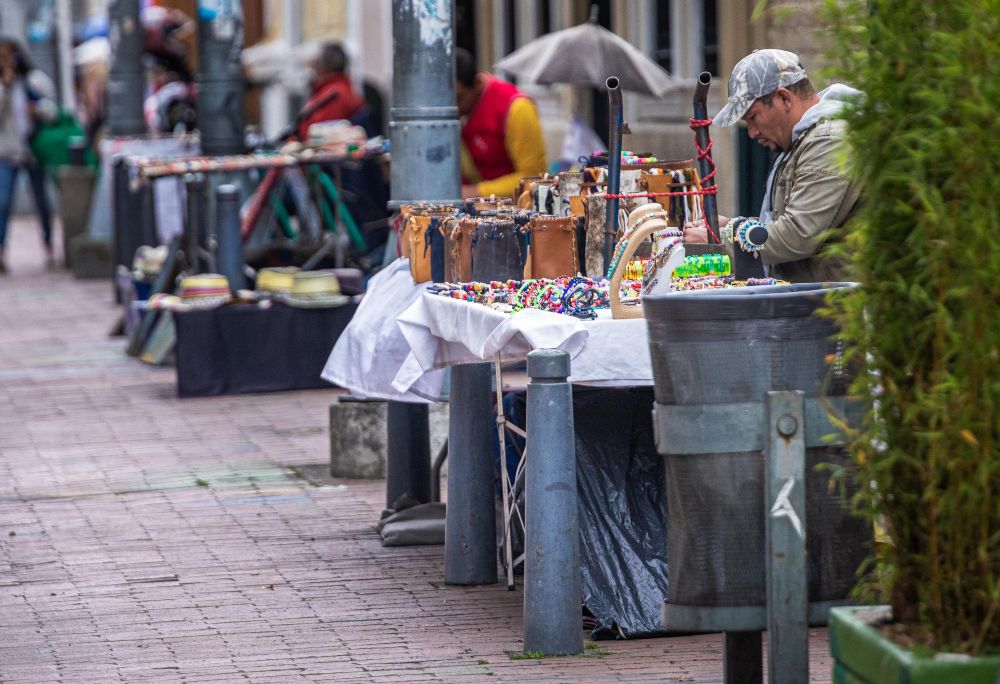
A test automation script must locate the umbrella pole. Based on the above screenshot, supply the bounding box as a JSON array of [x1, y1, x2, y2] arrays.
[[693, 72, 766, 278], [604, 77, 625, 274], [692, 72, 721, 244]]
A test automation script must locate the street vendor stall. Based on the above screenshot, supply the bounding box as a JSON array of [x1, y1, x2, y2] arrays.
[[118, 137, 389, 393], [324, 234, 783, 639], [323, 66, 861, 657]]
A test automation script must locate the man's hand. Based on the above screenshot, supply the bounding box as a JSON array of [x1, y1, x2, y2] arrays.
[[683, 215, 729, 243]]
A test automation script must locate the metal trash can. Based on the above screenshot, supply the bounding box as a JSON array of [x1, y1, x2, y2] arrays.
[[643, 283, 871, 625]]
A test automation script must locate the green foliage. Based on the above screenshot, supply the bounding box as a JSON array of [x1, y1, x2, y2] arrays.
[[822, 0, 1000, 655]]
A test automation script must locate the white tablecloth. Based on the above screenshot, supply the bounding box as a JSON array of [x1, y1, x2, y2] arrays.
[[321, 259, 448, 402], [322, 259, 653, 402]]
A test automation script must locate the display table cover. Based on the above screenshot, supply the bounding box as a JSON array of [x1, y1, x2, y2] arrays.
[[175, 300, 358, 397], [322, 259, 653, 402]]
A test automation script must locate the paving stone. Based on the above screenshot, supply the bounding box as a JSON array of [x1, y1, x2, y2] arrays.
[[0, 219, 835, 682]]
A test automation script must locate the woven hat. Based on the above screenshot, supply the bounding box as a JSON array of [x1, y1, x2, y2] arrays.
[[714, 49, 808, 127], [178, 273, 232, 309], [147, 292, 183, 311], [255, 266, 300, 296], [283, 270, 349, 308]]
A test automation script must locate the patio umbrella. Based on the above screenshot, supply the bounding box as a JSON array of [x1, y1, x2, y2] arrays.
[[493, 5, 679, 97]]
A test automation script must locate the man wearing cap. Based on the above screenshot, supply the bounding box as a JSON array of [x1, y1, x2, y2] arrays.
[[683, 49, 862, 282]]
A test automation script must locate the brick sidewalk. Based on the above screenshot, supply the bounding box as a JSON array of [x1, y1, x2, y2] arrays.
[[0, 218, 834, 682]]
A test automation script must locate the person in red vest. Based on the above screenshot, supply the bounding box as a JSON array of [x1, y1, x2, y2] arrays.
[[297, 42, 367, 142], [454, 48, 546, 199]]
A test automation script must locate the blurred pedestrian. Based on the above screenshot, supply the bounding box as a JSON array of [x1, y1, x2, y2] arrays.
[[143, 52, 196, 133], [23, 49, 59, 268], [454, 47, 546, 200], [297, 42, 368, 142], [0, 37, 32, 273], [142, 7, 196, 134]]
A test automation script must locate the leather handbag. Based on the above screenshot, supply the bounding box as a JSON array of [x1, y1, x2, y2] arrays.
[[445, 217, 476, 282], [425, 217, 446, 283], [399, 204, 457, 259], [515, 174, 551, 206], [406, 215, 435, 282], [471, 219, 522, 282], [465, 195, 514, 216], [525, 216, 579, 280], [583, 195, 647, 278]]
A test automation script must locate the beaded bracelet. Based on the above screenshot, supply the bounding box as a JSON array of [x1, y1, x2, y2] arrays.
[[734, 218, 766, 255], [605, 238, 629, 278], [512, 280, 536, 311], [725, 216, 747, 243], [630, 210, 670, 235]]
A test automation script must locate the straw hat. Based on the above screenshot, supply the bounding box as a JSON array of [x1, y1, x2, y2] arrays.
[[177, 273, 232, 309], [255, 266, 300, 296], [282, 270, 349, 308], [147, 292, 183, 310]]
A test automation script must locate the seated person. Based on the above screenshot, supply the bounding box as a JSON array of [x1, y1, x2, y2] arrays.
[[298, 42, 369, 142]]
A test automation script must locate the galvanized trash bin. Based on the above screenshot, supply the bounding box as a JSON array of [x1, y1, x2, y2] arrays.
[[643, 283, 871, 628]]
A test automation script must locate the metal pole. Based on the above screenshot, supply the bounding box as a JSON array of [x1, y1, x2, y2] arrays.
[[23, 4, 57, 99], [388, 0, 461, 207], [54, 0, 75, 113], [693, 72, 720, 244], [385, 402, 432, 508], [112, 159, 130, 297], [523, 349, 582, 656], [107, 0, 146, 136], [604, 76, 624, 274], [386, 0, 462, 515], [138, 181, 157, 249], [724, 632, 763, 684], [196, 0, 246, 156], [184, 173, 207, 273], [766, 391, 809, 683], [214, 184, 245, 292], [444, 362, 497, 585]]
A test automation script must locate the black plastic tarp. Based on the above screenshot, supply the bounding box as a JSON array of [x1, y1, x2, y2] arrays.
[[571, 386, 669, 639]]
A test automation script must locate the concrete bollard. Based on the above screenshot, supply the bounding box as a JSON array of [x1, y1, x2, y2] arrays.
[[523, 349, 582, 655], [444, 362, 497, 585]]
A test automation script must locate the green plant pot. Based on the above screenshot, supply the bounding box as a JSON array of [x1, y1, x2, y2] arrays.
[[829, 606, 1000, 684]]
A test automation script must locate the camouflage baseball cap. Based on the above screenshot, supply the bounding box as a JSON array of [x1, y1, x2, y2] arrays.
[[713, 49, 808, 127]]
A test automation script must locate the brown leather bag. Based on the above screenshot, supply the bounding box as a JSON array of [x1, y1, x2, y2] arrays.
[[399, 204, 457, 259], [444, 217, 475, 282], [525, 216, 578, 279], [467, 195, 514, 215], [406, 215, 435, 282]]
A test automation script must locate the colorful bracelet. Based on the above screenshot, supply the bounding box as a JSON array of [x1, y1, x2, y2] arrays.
[[734, 218, 766, 255]]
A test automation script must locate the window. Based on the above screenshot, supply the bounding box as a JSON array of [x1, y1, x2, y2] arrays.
[[703, 1, 719, 76], [654, 2, 672, 71], [654, 1, 719, 76]]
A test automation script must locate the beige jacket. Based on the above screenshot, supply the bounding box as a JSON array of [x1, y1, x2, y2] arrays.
[[761, 115, 861, 282]]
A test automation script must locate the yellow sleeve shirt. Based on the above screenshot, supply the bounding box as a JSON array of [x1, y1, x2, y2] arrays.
[[475, 97, 548, 198]]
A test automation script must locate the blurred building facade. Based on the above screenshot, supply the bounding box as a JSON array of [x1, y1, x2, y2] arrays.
[[455, 0, 832, 217], [1, 0, 832, 217], [262, 0, 832, 217]]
